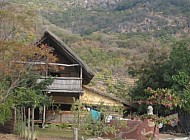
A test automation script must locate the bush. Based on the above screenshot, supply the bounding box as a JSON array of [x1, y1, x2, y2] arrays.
[[58, 123, 70, 129], [47, 124, 58, 129]]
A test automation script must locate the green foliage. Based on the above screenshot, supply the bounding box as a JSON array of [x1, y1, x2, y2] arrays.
[[73, 44, 128, 95], [58, 123, 70, 129], [0, 97, 13, 124], [144, 88, 181, 110], [47, 124, 59, 129], [172, 72, 190, 111], [13, 74, 53, 108], [71, 100, 125, 137], [107, 80, 130, 100], [14, 88, 49, 108], [130, 40, 190, 113], [129, 47, 169, 109], [15, 119, 26, 136]]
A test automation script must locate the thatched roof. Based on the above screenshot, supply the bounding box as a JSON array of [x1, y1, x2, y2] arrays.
[[36, 30, 94, 84]]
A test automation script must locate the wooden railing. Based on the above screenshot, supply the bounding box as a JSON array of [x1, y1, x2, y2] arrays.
[[38, 77, 83, 93]]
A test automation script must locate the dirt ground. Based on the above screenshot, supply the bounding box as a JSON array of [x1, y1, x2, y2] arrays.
[[159, 133, 188, 139], [0, 133, 23, 140], [0, 131, 188, 140]]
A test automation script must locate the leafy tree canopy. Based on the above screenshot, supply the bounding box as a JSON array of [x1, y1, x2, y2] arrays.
[[0, 40, 57, 124], [130, 40, 190, 114]]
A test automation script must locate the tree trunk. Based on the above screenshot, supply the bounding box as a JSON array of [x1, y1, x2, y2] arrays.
[[13, 107, 17, 134], [28, 108, 30, 140], [73, 128, 78, 140], [21, 107, 24, 137], [23, 107, 26, 138], [42, 105, 46, 128], [31, 107, 35, 140]]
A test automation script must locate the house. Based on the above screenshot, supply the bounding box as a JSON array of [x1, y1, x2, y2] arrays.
[[0, 30, 95, 132], [34, 30, 94, 123], [35, 30, 132, 124], [1, 30, 132, 133]]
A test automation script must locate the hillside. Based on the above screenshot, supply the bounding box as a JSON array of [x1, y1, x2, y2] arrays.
[[42, 0, 190, 37], [9, 0, 190, 99]]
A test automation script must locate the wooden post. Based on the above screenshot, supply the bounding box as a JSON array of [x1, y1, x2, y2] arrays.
[[21, 107, 24, 137], [60, 112, 62, 123], [80, 66, 82, 91], [13, 107, 17, 133], [31, 107, 35, 140], [42, 105, 46, 128], [28, 108, 30, 140], [73, 128, 78, 140], [23, 107, 26, 138], [77, 66, 82, 127]]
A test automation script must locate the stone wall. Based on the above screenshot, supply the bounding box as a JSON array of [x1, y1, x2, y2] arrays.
[[103, 119, 159, 140]]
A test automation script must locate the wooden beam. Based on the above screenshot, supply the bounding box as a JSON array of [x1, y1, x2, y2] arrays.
[[80, 66, 82, 79], [35, 37, 47, 46], [44, 89, 84, 93], [80, 66, 82, 92], [40, 77, 82, 80], [14, 61, 79, 67]]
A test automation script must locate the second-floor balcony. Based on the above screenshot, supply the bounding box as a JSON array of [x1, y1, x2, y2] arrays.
[[38, 77, 83, 93]]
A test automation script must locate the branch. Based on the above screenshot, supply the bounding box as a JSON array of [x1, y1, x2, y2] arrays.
[[0, 77, 20, 104]]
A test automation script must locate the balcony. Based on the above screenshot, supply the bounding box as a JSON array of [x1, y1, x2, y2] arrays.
[[38, 77, 83, 93]]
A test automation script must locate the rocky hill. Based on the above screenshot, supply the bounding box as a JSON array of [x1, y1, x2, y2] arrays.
[[41, 0, 190, 37], [10, 0, 190, 98]]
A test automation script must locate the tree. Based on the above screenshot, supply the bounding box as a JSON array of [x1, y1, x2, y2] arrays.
[[0, 1, 59, 127], [0, 1, 37, 41], [130, 40, 190, 113], [143, 87, 181, 114], [129, 47, 170, 112], [0, 40, 57, 124], [13, 73, 53, 108], [0, 97, 13, 124], [163, 41, 190, 112], [0, 40, 56, 103]]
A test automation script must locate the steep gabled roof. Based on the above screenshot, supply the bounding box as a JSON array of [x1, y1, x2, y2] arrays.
[[36, 30, 94, 84]]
